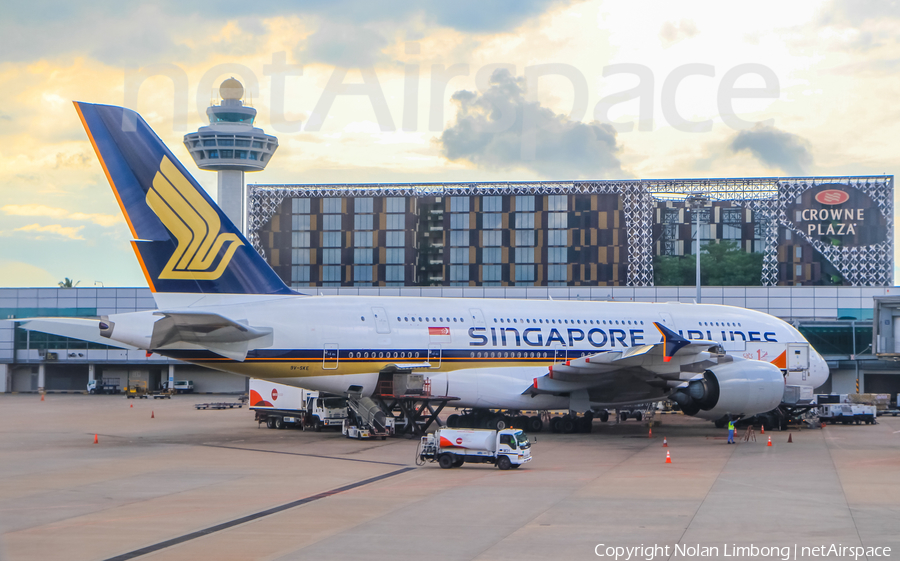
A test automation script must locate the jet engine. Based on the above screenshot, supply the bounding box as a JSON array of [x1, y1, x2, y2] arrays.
[[669, 359, 784, 421]]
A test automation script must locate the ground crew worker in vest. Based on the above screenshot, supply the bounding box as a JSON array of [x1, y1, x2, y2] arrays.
[[727, 419, 735, 444]]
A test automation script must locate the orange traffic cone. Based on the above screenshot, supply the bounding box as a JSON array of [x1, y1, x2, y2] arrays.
[[151, 411, 155, 419], [761, 425, 765, 434], [665, 450, 672, 463], [130, 403, 133, 408], [94, 434, 98, 444], [663, 437, 668, 447], [767, 436, 772, 447], [787, 433, 793, 443], [649, 427, 652, 438], [40, 394, 45, 402]]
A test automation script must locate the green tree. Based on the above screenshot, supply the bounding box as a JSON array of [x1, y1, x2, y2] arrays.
[[58, 278, 80, 288], [653, 241, 763, 286]]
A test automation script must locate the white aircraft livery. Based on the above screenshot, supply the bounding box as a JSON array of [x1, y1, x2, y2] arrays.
[[22, 102, 829, 426]]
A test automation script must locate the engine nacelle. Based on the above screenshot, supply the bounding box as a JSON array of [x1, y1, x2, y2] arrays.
[[670, 358, 784, 421]]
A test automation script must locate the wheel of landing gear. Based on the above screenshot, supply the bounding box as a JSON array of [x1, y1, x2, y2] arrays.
[[527, 416, 543, 432], [577, 417, 593, 433], [634, 412, 643, 422], [619, 411, 629, 422], [549, 417, 561, 433], [562, 416, 576, 434], [598, 411, 609, 423], [447, 414, 459, 428]]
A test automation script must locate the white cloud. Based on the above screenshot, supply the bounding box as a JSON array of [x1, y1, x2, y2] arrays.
[[2, 205, 120, 227], [14, 223, 85, 240]]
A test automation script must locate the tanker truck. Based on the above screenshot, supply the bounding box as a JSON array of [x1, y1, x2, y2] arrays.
[[416, 428, 532, 470]]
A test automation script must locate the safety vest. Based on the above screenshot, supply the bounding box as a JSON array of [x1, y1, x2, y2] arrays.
[[727, 421, 735, 430]]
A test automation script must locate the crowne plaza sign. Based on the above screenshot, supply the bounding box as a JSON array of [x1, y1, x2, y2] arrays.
[[788, 184, 885, 246]]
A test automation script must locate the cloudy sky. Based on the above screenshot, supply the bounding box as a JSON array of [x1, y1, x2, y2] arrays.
[[0, 0, 897, 287]]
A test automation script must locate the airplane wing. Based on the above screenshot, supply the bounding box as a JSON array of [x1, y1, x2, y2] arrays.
[[150, 310, 273, 361], [526, 322, 722, 395]]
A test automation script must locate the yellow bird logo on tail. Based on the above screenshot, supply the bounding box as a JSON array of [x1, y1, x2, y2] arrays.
[[146, 156, 243, 280]]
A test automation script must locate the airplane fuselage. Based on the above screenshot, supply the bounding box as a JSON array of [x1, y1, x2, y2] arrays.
[[104, 295, 829, 413]]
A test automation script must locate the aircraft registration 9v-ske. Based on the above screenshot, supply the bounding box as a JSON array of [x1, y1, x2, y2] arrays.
[[21, 102, 829, 425]]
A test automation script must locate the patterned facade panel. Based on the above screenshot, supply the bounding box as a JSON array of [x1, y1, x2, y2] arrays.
[[248, 175, 892, 287]]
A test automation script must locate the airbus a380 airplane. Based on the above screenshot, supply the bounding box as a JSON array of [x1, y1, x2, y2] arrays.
[[22, 102, 829, 426]]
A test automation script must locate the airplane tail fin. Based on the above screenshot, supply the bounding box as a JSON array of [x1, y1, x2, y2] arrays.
[[74, 102, 293, 297]]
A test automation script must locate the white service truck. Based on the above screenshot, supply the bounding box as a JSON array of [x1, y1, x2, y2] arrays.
[[417, 428, 532, 470], [249, 379, 348, 430]]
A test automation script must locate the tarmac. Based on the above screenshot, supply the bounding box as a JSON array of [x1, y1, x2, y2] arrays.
[[1, 394, 898, 561]]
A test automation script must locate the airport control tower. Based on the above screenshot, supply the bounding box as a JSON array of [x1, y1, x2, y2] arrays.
[[183, 78, 278, 234]]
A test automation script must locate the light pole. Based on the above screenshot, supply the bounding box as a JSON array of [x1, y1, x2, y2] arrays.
[[685, 193, 709, 303]]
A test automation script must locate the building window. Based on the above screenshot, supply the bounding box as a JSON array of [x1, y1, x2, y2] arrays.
[[292, 249, 310, 265], [322, 198, 341, 213], [354, 231, 373, 247], [548, 264, 567, 282], [482, 231, 501, 246], [450, 265, 469, 281], [291, 266, 310, 282], [322, 215, 341, 230], [386, 197, 405, 213], [291, 215, 311, 230], [548, 195, 567, 211], [386, 231, 404, 247], [547, 230, 566, 246], [450, 214, 469, 229], [450, 231, 469, 246], [322, 265, 341, 282], [515, 213, 534, 229], [722, 224, 740, 240], [355, 197, 373, 213], [292, 198, 310, 213], [483, 265, 501, 282], [515, 264, 535, 282], [482, 213, 502, 229], [516, 195, 534, 212], [386, 248, 404, 264], [386, 214, 405, 230], [322, 248, 341, 264], [663, 224, 678, 240], [515, 230, 534, 247], [795, 264, 803, 277], [548, 247, 567, 263], [386, 265, 405, 282], [292, 232, 310, 247], [482, 196, 502, 212], [354, 266, 373, 282], [450, 247, 469, 263], [795, 246, 802, 259], [354, 248, 373, 264], [354, 214, 374, 230], [482, 248, 501, 263], [322, 232, 341, 248], [547, 212, 567, 229], [515, 247, 534, 263], [451, 197, 469, 212]]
